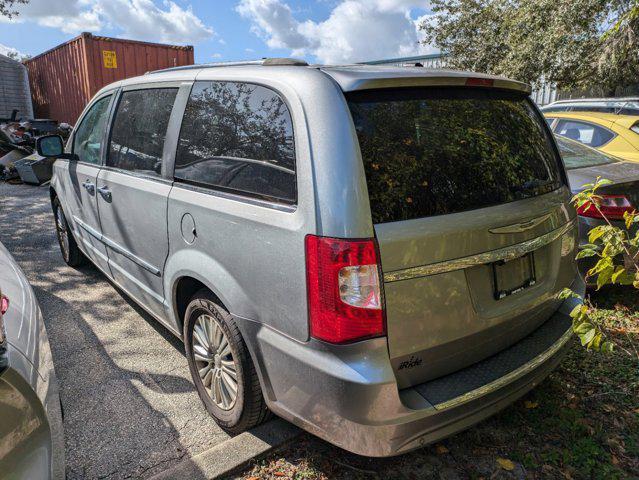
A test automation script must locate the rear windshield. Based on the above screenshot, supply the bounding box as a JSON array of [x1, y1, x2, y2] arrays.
[[347, 88, 564, 223], [555, 135, 617, 169]]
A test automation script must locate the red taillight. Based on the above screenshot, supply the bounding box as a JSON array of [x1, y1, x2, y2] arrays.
[[0, 295, 8, 315], [576, 195, 634, 220], [305, 235, 385, 344], [465, 77, 494, 87]]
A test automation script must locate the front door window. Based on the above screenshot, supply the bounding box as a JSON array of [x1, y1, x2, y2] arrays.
[[73, 95, 112, 165]]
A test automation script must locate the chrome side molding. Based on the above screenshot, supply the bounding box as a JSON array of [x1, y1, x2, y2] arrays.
[[383, 220, 576, 283]]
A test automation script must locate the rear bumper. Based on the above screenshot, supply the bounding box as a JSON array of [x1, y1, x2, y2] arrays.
[[240, 277, 584, 457]]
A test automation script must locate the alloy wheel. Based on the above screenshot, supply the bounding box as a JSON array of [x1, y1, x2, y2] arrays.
[[192, 314, 238, 410]]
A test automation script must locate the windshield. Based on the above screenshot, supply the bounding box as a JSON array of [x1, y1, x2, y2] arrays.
[[555, 135, 617, 170], [347, 87, 564, 223]]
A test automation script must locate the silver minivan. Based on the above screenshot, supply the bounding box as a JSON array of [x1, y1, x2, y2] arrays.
[[38, 60, 584, 457]]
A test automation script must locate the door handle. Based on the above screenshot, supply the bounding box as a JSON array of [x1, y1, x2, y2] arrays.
[[97, 186, 112, 202], [82, 180, 95, 195]]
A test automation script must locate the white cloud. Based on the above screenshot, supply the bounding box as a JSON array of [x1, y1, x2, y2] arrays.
[[96, 0, 214, 44], [211, 52, 223, 58], [236, 0, 435, 63], [0, 43, 26, 59], [6, 0, 214, 44]]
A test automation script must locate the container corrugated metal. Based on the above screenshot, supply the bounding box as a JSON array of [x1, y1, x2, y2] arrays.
[[24, 32, 194, 124]]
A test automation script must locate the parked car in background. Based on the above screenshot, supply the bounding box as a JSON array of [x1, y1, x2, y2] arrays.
[[541, 97, 639, 115], [556, 135, 639, 279], [0, 242, 64, 479], [545, 111, 639, 162], [39, 60, 583, 457]]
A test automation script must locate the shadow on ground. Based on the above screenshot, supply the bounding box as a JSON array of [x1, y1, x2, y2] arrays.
[[0, 182, 231, 479]]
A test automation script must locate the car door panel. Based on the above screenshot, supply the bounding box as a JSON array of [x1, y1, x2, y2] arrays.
[[97, 86, 180, 319], [96, 169, 172, 317], [57, 93, 115, 275]]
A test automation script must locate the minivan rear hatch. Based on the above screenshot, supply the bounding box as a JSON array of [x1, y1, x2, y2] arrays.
[[345, 84, 577, 388]]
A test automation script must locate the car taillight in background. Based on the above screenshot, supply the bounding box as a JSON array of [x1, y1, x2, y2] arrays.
[[0, 295, 8, 315], [0, 293, 7, 345], [305, 235, 385, 344], [577, 194, 635, 220], [465, 77, 494, 87]]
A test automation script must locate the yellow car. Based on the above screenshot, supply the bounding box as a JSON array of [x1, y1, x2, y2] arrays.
[[544, 112, 639, 162]]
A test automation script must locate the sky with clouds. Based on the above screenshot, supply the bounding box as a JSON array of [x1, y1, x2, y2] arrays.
[[0, 0, 437, 64]]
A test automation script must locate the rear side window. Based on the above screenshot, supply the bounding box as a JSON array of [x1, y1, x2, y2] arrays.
[[73, 95, 112, 165], [347, 88, 564, 223], [555, 136, 617, 169], [174, 81, 296, 204], [555, 119, 615, 148], [107, 88, 178, 177]]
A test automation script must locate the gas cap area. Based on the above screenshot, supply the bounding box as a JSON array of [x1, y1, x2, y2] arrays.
[[180, 213, 197, 244]]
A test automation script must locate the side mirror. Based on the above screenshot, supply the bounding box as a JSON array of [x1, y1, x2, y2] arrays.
[[36, 135, 65, 158]]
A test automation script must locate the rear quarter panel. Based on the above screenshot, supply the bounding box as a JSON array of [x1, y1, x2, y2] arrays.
[[164, 68, 348, 341]]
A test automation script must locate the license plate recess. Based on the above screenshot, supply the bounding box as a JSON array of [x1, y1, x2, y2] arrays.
[[492, 252, 536, 300]]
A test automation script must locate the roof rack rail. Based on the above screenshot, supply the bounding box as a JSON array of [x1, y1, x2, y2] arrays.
[[147, 57, 308, 75]]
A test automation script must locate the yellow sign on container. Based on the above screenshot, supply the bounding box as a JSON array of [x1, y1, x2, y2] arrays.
[[103, 50, 117, 69]]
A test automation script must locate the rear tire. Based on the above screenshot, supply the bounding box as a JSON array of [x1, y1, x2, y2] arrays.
[[53, 197, 84, 267], [184, 289, 269, 433]]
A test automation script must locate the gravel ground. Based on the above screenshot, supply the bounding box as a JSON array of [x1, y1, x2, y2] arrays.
[[0, 181, 230, 479]]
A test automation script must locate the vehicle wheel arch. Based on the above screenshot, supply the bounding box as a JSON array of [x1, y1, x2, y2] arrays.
[[164, 250, 256, 334], [172, 274, 227, 334]]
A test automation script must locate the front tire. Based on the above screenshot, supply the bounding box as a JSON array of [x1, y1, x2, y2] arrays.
[[53, 197, 84, 267], [184, 290, 269, 433]]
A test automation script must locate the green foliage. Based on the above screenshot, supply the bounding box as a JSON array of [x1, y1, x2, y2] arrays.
[[421, 0, 639, 93], [0, 0, 28, 19], [560, 177, 639, 353], [572, 177, 639, 290]]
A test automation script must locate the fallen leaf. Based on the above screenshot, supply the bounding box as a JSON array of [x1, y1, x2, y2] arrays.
[[525, 400, 539, 409], [274, 472, 286, 477], [247, 477, 260, 480], [496, 458, 515, 471], [436, 444, 449, 454]]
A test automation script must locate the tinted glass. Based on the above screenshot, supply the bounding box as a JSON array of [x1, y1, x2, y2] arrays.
[[347, 88, 563, 223], [555, 136, 617, 170], [73, 95, 112, 165], [573, 106, 616, 113], [175, 81, 296, 203], [555, 119, 615, 148], [540, 106, 567, 113], [107, 88, 178, 176]]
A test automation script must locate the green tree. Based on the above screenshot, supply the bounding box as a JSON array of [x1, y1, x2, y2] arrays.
[[420, 0, 639, 94], [0, 0, 28, 19]]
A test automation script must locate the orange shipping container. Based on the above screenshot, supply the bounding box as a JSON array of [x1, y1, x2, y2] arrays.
[[24, 32, 194, 124]]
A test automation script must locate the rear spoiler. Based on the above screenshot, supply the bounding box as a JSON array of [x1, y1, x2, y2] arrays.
[[323, 68, 531, 95]]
